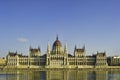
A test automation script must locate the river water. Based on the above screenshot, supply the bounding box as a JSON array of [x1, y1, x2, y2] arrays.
[[0, 70, 120, 80]]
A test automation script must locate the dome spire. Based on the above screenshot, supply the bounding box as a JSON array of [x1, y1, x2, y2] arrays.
[[56, 34, 58, 40]]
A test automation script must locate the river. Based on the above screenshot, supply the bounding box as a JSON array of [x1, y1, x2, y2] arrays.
[[0, 70, 120, 80]]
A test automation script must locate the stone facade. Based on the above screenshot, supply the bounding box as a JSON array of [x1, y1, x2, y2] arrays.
[[29, 47, 41, 57], [5, 36, 109, 68], [0, 58, 6, 66], [108, 56, 120, 66], [95, 52, 108, 68]]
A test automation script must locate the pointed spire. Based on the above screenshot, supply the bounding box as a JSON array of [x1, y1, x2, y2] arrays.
[[47, 42, 50, 54], [38, 46, 41, 52], [75, 45, 77, 50], [16, 51, 17, 54], [97, 51, 98, 54], [74, 45, 77, 53], [56, 34, 58, 40], [64, 42, 68, 54], [83, 44, 85, 50], [29, 45, 32, 50]]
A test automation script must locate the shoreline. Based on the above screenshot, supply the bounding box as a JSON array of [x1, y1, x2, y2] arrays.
[[1, 66, 120, 71]]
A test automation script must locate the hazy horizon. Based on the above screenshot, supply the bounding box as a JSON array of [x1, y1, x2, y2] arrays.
[[0, 0, 120, 57]]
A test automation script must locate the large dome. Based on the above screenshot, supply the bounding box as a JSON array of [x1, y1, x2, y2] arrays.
[[52, 36, 63, 54], [53, 37, 62, 47]]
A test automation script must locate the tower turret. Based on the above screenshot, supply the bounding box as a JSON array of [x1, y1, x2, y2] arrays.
[[29, 46, 41, 57], [64, 43, 68, 54], [47, 42, 50, 54]]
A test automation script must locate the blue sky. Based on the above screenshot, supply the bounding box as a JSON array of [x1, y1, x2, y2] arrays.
[[0, 0, 120, 57]]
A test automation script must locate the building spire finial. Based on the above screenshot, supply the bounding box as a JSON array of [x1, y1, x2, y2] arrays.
[[47, 41, 50, 54], [56, 34, 58, 40], [75, 45, 77, 49], [83, 44, 85, 49], [64, 42, 68, 54]]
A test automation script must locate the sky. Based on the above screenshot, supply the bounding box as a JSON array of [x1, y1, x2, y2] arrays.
[[0, 0, 120, 57]]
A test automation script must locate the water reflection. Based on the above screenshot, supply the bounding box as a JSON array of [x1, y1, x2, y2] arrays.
[[0, 70, 120, 80]]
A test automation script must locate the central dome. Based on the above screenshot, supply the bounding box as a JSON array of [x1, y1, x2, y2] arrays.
[[52, 36, 63, 54], [53, 37, 62, 47]]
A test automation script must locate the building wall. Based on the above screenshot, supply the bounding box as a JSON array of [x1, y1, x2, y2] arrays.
[[6, 52, 109, 68], [86, 56, 96, 66], [7, 55, 18, 67], [109, 56, 120, 66], [0, 58, 6, 66], [4, 37, 109, 68], [95, 53, 108, 67]]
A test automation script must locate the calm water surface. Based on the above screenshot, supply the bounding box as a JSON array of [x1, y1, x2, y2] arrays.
[[0, 70, 120, 80]]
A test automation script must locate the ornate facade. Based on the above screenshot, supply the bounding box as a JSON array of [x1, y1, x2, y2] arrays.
[[5, 36, 108, 68], [107, 56, 120, 66]]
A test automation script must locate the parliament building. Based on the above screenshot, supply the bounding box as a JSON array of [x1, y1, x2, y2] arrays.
[[6, 36, 108, 69]]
